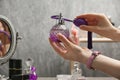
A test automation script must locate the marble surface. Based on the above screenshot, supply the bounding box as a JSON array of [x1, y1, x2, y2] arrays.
[[0, 0, 120, 77], [38, 77, 118, 80]]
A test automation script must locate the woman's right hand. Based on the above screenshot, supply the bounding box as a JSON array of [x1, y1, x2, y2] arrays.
[[49, 33, 92, 64], [76, 13, 120, 41]]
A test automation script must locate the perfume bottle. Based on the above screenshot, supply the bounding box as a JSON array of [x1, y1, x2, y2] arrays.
[[24, 58, 33, 74], [71, 62, 86, 80], [29, 66, 37, 80], [51, 13, 92, 49], [50, 13, 69, 42], [24, 58, 37, 80]]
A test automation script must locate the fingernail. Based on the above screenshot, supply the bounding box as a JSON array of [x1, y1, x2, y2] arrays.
[[57, 33, 62, 36], [57, 33, 61, 38], [80, 25, 87, 28]]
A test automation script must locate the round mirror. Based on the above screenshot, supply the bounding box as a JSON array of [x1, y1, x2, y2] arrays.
[[0, 15, 16, 65]]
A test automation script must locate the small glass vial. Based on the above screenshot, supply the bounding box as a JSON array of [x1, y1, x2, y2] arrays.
[[71, 62, 86, 80], [24, 58, 33, 74]]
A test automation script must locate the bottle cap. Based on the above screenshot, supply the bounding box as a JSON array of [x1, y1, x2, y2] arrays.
[[9, 59, 22, 69]]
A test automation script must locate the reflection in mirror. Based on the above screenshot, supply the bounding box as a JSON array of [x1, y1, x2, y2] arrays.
[[0, 15, 17, 65], [0, 20, 11, 57]]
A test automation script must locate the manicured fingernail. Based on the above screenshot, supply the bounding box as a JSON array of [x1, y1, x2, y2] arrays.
[[80, 25, 87, 28], [57, 33, 61, 37]]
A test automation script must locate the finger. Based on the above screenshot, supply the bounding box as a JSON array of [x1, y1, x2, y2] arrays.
[[0, 51, 2, 57], [76, 14, 95, 19], [79, 25, 97, 32], [88, 21, 98, 26], [49, 38, 66, 55], [70, 34, 79, 45], [76, 13, 102, 19], [68, 37, 76, 44], [71, 24, 78, 36], [57, 33, 72, 48], [56, 42, 66, 50], [75, 16, 98, 26], [70, 25, 79, 45], [74, 35, 79, 45], [1, 45, 5, 56]]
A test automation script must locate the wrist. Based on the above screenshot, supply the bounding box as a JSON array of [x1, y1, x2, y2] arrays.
[[86, 51, 101, 70], [80, 51, 92, 64], [111, 28, 120, 41]]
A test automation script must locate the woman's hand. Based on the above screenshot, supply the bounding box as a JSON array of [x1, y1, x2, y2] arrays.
[[49, 26, 92, 63], [76, 13, 120, 41]]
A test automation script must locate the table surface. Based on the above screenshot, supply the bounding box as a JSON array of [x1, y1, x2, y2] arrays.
[[38, 77, 118, 80]]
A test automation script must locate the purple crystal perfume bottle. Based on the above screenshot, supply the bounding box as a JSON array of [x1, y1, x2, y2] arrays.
[[30, 66, 37, 80], [50, 13, 69, 42], [25, 58, 37, 80], [50, 13, 92, 49]]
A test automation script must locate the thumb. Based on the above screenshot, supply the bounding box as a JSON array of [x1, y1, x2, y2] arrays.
[[79, 25, 95, 32], [57, 33, 71, 47]]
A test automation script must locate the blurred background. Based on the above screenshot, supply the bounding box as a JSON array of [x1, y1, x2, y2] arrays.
[[0, 0, 120, 77]]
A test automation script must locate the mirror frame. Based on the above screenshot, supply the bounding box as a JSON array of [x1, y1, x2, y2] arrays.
[[0, 15, 16, 65]]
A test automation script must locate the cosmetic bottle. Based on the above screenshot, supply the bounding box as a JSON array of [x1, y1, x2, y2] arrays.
[[51, 13, 92, 49], [50, 13, 69, 42], [24, 58, 33, 74], [9, 59, 22, 79], [24, 58, 37, 80], [71, 62, 86, 80], [29, 66, 37, 80]]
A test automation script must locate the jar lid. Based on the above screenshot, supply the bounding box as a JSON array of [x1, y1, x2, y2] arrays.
[[9, 59, 22, 69]]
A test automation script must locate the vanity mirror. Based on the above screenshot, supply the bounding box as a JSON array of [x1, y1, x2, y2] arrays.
[[0, 15, 18, 65]]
